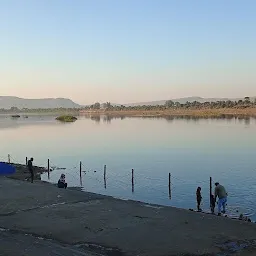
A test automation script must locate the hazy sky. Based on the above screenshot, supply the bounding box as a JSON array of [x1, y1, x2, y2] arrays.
[[0, 0, 255, 104]]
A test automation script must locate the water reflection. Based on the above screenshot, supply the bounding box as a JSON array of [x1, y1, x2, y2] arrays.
[[0, 114, 254, 131], [81, 114, 254, 126], [103, 115, 112, 124], [90, 115, 100, 124]]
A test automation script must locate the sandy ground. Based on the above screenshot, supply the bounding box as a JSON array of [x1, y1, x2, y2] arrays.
[[79, 108, 256, 118], [0, 176, 255, 256]]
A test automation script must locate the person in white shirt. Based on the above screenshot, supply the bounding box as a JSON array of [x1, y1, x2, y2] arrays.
[[58, 174, 67, 189]]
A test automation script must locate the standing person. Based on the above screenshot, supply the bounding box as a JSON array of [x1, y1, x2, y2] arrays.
[[196, 187, 202, 212], [214, 182, 228, 215], [27, 157, 34, 183]]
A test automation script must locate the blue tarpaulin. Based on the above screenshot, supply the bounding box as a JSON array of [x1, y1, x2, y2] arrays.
[[0, 162, 16, 175]]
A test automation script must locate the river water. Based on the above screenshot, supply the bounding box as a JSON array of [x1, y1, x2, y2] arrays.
[[0, 114, 255, 220]]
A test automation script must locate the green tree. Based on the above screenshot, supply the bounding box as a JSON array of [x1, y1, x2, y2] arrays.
[[102, 102, 112, 109], [10, 106, 19, 112], [174, 102, 181, 108], [93, 102, 101, 109], [165, 100, 174, 108], [225, 100, 233, 108], [244, 97, 250, 104]]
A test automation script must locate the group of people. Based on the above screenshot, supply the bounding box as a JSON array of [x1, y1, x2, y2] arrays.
[[27, 157, 67, 189], [196, 182, 228, 216]]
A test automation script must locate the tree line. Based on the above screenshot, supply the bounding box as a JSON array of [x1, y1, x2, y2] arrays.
[[1, 97, 255, 113], [85, 97, 256, 111]]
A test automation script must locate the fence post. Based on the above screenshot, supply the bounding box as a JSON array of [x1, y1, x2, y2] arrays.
[[104, 165, 107, 189], [80, 161, 82, 177], [8, 154, 10, 164], [26, 157, 28, 166], [169, 173, 171, 199], [210, 177, 212, 208], [132, 169, 134, 193], [104, 165, 106, 180], [47, 159, 50, 175]]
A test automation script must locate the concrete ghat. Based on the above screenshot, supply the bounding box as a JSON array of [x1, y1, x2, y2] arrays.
[[0, 177, 255, 256]]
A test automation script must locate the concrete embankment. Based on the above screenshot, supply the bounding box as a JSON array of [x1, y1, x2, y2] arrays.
[[0, 165, 256, 255], [6, 162, 46, 181]]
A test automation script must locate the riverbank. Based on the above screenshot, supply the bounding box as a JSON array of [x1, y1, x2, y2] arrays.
[[0, 165, 256, 255], [1, 107, 256, 119], [80, 108, 256, 118], [6, 162, 47, 181]]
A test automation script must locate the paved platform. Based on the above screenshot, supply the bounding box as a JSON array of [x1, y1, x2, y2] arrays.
[[0, 177, 255, 256]]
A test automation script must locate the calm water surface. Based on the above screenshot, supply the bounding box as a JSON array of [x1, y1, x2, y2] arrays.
[[0, 115, 255, 220]]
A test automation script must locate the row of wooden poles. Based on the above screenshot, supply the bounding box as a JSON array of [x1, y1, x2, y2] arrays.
[[79, 163, 170, 197], [8, 155, 173, 198], [8, 155, 214, 206], [8, 155, 51, 173]]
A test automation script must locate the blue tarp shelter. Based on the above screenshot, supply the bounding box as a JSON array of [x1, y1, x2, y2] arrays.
[[0, 162, 16, 175]]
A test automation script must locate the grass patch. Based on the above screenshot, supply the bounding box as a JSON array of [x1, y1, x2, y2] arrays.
[[56, 115, 77, 122]]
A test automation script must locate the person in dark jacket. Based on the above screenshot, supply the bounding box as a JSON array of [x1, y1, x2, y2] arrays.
[[196, 187, 202, 211], [27, 157, 34, 183], [58, 174, 67, 189]]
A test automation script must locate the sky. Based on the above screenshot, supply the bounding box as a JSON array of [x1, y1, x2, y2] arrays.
[[0, 0, 255, 104]]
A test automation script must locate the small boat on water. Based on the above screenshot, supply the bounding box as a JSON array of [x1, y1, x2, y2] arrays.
[[11, 115, 20, 118]]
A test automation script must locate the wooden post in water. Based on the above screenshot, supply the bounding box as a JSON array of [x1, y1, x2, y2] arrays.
[[210, 177, 212, 208], [132, 169, 134, 193], [47, 159, 50, 176], [79, 161, 83, 186], [169, 173, 171, 199], [8, 154, 10, 164], [104, 165, 106, 189], [104, 165, 106, 179], [26, 157, 28, 166]]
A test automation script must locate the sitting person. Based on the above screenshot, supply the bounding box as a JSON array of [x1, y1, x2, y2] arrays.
[[58, 174, 67, 189]]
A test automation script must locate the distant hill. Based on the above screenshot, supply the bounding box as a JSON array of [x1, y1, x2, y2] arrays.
[[0, 96, 81, 109], [1, 96, 255, 109], [124, 96, 256, 106]]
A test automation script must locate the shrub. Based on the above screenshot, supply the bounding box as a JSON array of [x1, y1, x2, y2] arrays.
[[56, 115, 77, 122]]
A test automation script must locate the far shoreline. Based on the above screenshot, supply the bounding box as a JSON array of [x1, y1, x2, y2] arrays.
[[80, 107, 256, 118], [0, 107, 256, 119]]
